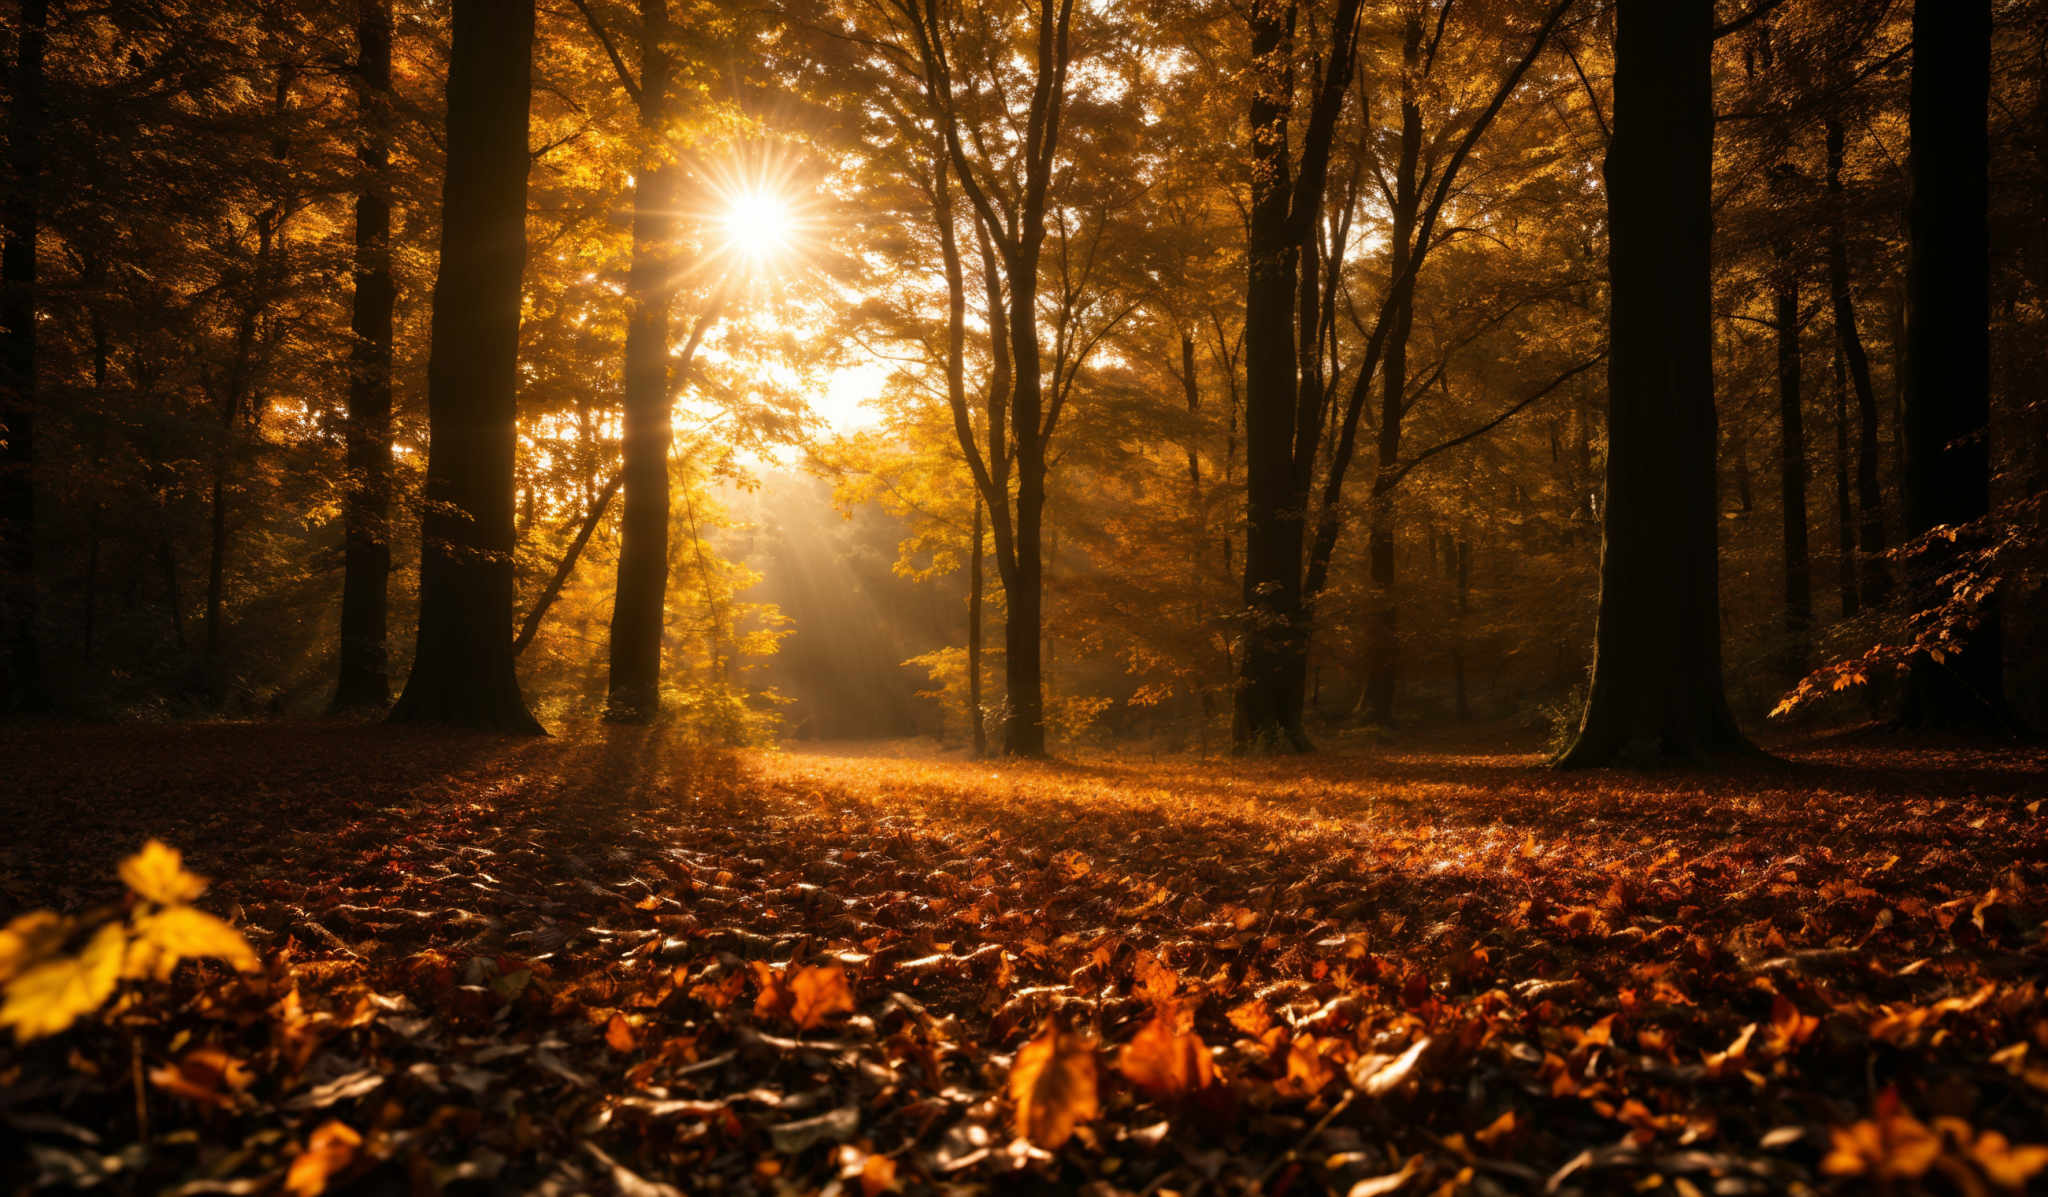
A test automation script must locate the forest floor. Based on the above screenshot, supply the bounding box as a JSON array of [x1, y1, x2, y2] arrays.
[[2, 723, 2046, 1196]]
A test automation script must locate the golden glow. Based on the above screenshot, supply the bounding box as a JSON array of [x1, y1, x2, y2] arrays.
[[722, 189, 795, 261]]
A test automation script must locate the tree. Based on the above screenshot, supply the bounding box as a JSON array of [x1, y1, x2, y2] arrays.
[[1558, 0, 1749, 766], [889, 0, 1082, 757], [1824, 115, 1886, 609], [1897, 0, 2004, 731], [1236, 0, 1363, 752], [334, 0, 395, 711], [0, 0, 47, 712], [590, 0, 682, 724], [389, 0, 543, 732]]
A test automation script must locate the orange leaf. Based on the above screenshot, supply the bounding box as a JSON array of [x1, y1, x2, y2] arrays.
[[1009, 1022, 1098, 1149], [1116, 1016, 1215, 1100], [149, 1048, 253, 1110], [285, 1120, 362, 1197], [860, 1151, 899, 1197], [788, 965, 856, 1031], [605, 1012, 638, 1053]]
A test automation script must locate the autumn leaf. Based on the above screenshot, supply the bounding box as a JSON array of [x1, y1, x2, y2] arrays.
[[606, 1012, 639, 1053], [1116, 1016, 1215, 1100], [1349, 1036, 1431, 1098], [0, 910, 69, 985], [1821, 1093, 1942, 1179], [1966, 1130, 2048, 1189], [119, 839, 208, 905], [127, 905, 259, 979], [150, 1047, 255, 1109], [1010, 1022, 1098, 1149], [284, 1120, 363, 1197], [788, 964, 856, 1031], [0, 922, 125, 1042]]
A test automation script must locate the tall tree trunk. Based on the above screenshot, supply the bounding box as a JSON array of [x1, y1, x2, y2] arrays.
[[335, 0, 396, 711], [1004, 251, 1047, 757], [606, 0, 678, 722], [1775, 251, 1810, 673], [1451, 531, 1471, 721], [1899, 0, 2002, 729], [0, 0, 45, 712], [1559, 0, 1749, 766], [389, 0, 542, 732], [1832, 345, 1858, 617], [1824, 117, 1887, 606], [1235, 0, 1312, 753], [968, 497, 985, 756], [1361, 13, 1425, 728]]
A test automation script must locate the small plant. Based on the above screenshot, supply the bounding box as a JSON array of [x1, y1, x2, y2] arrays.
[[0, 840, 258, 1042]]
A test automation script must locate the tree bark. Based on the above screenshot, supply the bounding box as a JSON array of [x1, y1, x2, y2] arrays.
[[335, 0, 396, 711], [1899, 0, 2003, 730], [389, 0, 542, 733], [1360, 12, 1425, 728], [1559, 0, 1750, 766], [1832, 345, 1857, 618], [606, 0, 678, 722], [1775, 249, 1810, 673], [0, 0, 46, 712], [1824, 117, 1886, 606], [968, 497, 985, 756]]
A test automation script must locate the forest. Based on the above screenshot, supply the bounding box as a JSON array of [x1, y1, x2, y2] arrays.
[[1, 0, 2046, 1193]]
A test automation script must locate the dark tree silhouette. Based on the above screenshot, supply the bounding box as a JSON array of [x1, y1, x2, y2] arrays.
[[1559, 0, 1750, 766], [1898, 0, 2005, 731], [603, 0, 680, 723], [334, 0, 396, 711], [389, 0, 542, 733], [1, 0, 47, 713]]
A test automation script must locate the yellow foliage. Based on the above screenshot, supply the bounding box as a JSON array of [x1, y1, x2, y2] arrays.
[[129, 906, 260, 979], [0, 840, 259, 1042], [119, 839, 209, 905], [0, 923, 125, 1041]]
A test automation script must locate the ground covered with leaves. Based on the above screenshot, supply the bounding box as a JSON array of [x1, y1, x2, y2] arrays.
[[2, 724, 2046, 1196]]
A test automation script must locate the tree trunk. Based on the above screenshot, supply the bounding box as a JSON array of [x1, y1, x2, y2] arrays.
[[1832, 345, 1857, 617], [1234, 0, 1311, 753], [1559, 0, 1750, 766], [1775, 251, 1810, 673], [606, 0, 678, 723], [1452, 532, 1471, 721], [0, 0, 45, 712], [1899, 0, 2002, 730], [1361, 16, 1424, 728], [1824, 117, 1887, 606], [968, 496, 985, 756], [335, 0, 396, 711], [389, 0, 542, 733]]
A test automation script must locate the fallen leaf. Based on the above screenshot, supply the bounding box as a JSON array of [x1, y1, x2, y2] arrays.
[[1010, 1022, 1098, 1149]]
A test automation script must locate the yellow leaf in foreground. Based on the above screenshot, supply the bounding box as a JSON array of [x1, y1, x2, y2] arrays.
[[129, 906, 259, 980], [0, 922, 125, 1042], [1009, 1022, 1098, 1149], [119, 840, 208, 905], [284, 1120, 363, 1197], [0, 910, 70, 985]]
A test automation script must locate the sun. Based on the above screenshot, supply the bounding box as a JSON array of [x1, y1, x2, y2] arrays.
[[722, 189, 794, 261]]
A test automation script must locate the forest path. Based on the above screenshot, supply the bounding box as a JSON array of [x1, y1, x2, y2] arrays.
[[2, 724, 2045, 1193]]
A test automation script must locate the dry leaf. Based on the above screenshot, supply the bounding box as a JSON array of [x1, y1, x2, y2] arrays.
[[1010, 1022, 1098, 1148], [1116, 1016, 1215, 1099], [284, 1120, 361, 1196]]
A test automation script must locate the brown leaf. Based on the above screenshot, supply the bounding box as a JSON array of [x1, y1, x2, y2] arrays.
[[1009, 1021, 1098, 1149], [1116, 1016, 1215, 1100]]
